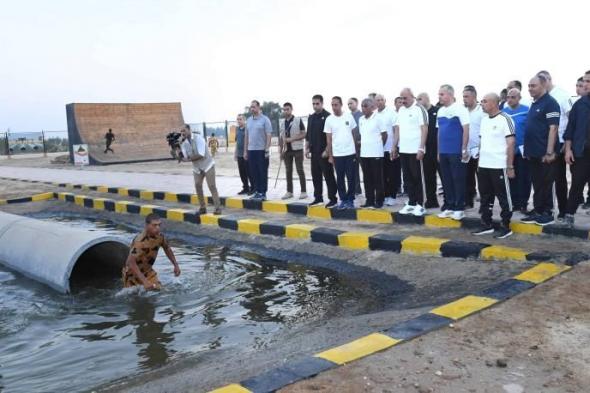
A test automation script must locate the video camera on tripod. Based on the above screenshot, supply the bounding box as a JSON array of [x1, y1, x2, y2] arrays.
[[166, 131, 185, 161]]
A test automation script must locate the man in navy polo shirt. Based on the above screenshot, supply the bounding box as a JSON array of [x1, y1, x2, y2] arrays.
[[521, 75, 560, 226], [559, 70, 590, 227]]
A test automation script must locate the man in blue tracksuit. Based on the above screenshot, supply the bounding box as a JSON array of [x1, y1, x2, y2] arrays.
[[559, 70, 590, 227]]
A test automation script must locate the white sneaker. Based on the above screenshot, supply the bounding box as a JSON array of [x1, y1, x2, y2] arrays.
[[398, 204, 415, 215], [451, 210, 465, 220], [412, 204, 426, 217], [384, 197, 394, 206], [437, 210, 453, 218], [299, 192, 308, 200], [282, 192, 293, 200]]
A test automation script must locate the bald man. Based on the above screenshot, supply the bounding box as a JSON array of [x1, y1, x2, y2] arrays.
[[393, 88, 429, 216], [472, 93, 516, 239], [502, 88, 531, 213]]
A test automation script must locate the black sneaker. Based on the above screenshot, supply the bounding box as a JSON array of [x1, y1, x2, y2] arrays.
[[494, 226, 513, 239], [555, 214, 574, 228], [534, 214, 554, 226], [198, 207, 207, 214], [521, 212, 538, 224], [325, 200, 337, 209], [247, 190, 255, 196], [238, 189, 248, 195], [309, 198, 324, 206], [582, 202, 590, 210], [472, 225, 494, 236], [374, 202, 384, 209]]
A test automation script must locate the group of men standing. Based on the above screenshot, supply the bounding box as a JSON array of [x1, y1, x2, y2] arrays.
[[232, 68, 590, 238]]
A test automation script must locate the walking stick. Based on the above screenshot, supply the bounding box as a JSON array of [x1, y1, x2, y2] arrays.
[[274, 146, 283, 189], [420, 159, 427, 206]]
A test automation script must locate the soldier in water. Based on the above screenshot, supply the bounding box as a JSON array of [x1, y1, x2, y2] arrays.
[[122, 213, 180, 290]]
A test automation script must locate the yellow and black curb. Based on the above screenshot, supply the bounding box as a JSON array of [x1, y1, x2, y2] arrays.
[[2, 176, 589, 240], [44, 191, 585, 264], [207, 261, 575, 393], [0, 192, 55, 205]]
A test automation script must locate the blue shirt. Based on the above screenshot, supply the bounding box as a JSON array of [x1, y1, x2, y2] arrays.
[[235, 126, 246, 158], [246, 114, 272, 151], [502, 104, 529, 151], [523, 93, 560, 158], [437, 102, 470, 154]]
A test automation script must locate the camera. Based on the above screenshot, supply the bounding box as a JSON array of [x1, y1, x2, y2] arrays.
[[166, 131, 184, 160]]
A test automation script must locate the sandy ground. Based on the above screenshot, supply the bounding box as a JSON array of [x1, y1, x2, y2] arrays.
[[2, 155, 590, 393], [282, 263, 590, 393]]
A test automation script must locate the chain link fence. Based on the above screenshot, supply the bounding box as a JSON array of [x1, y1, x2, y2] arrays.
[[0, 130, 69, 156]]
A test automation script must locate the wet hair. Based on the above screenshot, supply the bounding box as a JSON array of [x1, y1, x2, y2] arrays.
[[251, 100, 261, 107], [349, 97, 358, 104], [145, 213, 161, 224], [283, 102, 293, 109], [332, 96, 343, 105], [312, 94, 323, 103], [440, 84, 454, 95]]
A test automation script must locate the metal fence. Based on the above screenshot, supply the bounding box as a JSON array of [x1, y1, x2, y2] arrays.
[[0, 130, 69, 156]]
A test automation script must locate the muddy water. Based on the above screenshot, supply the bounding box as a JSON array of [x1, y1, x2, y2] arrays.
[[0, 218, 380, 393]]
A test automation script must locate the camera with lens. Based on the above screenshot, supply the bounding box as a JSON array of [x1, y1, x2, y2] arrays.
[[166, 131, 184, 161]]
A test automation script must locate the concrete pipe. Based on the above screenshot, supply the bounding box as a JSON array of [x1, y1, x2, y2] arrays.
[[0, 212, 129, 293]]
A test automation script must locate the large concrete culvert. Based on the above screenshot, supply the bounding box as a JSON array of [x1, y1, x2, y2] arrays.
[[0, 212, 129, 293]]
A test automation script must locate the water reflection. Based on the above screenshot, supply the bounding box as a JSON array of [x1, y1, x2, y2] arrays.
[[127, 296, 179, 369]]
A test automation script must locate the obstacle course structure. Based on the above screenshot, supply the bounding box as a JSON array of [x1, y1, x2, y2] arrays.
[[66, 102, 185, 165]]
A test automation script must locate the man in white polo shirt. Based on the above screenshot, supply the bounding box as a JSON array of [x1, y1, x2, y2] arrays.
[[359, 97, 387, 209], [375, 94, 399, 206], [392, 88, 428, 216], [472, 93, 516, 239], [325, 96, 358, 209]]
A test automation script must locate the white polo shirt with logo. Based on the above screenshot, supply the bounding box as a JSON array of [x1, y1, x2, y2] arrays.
[[396, 102, 429, 154], [359, 112, 386, 158], [323, 112, 357, 157], [478, 112, 515, 169], [375, 106, 397, 152]]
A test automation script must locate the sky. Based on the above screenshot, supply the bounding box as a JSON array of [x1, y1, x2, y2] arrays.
[[1, 0, 588, 132]]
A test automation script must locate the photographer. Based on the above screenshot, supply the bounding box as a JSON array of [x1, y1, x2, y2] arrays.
[[180, 124, 222, 215]]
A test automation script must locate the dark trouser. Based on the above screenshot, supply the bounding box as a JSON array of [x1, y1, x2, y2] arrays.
[[334, 154, 357, 202], [104, 142, 114, 153], [509, 153, 531, 210], [423, 143, 439, 207], [284, 149, 306, 193], [547, 150, 568, 216], [355, 151, 363, 194], [311, 152, 337, 202], [383, 152, 401, 198], [477, 167, 513, 226], [237, 156, 252, 191], [439, 153, 466, 211], [361, 157, 384, 205], [565, 147, 590, 215], [248, 150, 268, 195], [465, 157, 478, 206], [400, 153, 424, 206], [529, 157, 556, 215]]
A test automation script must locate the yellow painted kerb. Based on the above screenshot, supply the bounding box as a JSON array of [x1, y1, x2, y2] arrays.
[[338, 232, 373, 249], [285, 224, 316, 239], [315, 333, 400, 365], [208, 384, 252, 393], [401, 236, 448, 256], [514, 262, 571, 284], [431, 295, 498, 320], [238, 219, 265, 234], [480, 245, 527, 261], [357, 209, 393, 224]]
